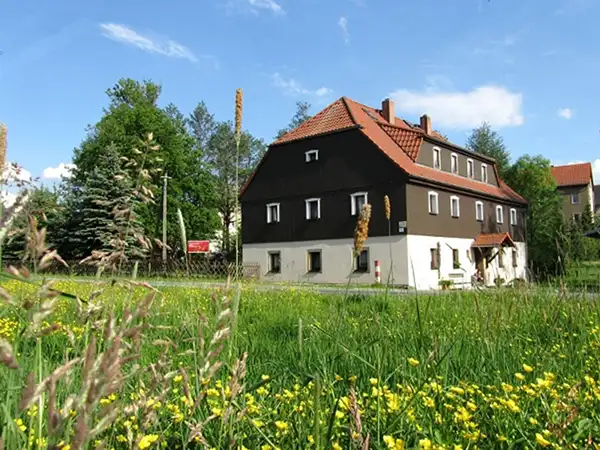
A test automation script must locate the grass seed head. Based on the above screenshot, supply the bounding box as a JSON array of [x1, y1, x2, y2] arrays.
[[235, 88, 243, 142], [0, 123, 6, 172], [384, 195, 391, 220], [353, 203, 371, 256]]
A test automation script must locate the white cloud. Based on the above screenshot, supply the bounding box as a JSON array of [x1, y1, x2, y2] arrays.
[[390, 83, 524, 129], [557, 108, 574, 119], [100, 23, 198, 62], [272, 73, 333, 98], [43, 163, 75, 180], [338, 17, 349, 44], [248, 0, 285, 14]]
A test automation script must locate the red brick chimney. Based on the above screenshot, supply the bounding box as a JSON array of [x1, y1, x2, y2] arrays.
[[382, 98, 395, 125], [420, 114, 432, 135]]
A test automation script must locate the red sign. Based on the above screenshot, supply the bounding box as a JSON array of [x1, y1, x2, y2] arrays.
[[187, 240, 210, 253]]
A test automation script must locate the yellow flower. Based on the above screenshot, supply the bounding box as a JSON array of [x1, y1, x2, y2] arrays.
[[523, 364, 534, 373], [14, 418, 26, 432], [138, 435, 159, 449], [419, 439, 432, 450], [370, 378, 378, 385], [308, 435, 315, 444], [535, 433, 551, 447], [261, 375, 270, 381], [515, 372, 525, 381], [332, 443, 342, 450], [408, 358, 420, 367], [529, 417, 539, 425], [450, 386, 465, 395], [274, 421, 289, 431], [383, 435, 405, 450], [173, 375, 183, 383]]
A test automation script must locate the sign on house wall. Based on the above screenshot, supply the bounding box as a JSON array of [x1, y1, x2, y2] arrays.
[[188, 240, 210, 253]]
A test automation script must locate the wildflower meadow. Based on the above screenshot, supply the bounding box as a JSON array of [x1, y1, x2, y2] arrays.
[[2, 275, 600, 449]]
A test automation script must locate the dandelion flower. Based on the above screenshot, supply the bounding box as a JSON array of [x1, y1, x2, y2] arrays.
[[138, 434, 159, 449], [515, 372, 525, 381], [523, 364, 534, 373], [535, 433, 551, 447], [408, 358, 420, 367]]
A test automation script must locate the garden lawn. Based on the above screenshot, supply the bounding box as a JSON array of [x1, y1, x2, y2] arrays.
[[1, 279, 600, 449]]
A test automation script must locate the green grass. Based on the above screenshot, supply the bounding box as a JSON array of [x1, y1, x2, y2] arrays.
[[2, 279, 600, 448]]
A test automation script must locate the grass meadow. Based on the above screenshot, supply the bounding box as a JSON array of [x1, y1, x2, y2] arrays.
[[1, 278, 600, 449]]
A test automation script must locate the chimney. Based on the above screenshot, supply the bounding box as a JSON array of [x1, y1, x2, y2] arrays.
[[382, 98, 395, 125], [420, 114, 432, 135]]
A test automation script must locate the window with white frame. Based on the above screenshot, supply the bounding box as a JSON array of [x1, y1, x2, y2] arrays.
[[510, 208, 517, 226], [571, 193, 580, 204], [433, 147, 441, 169], [305, 198, 321, 220], [350, 192, 368, 216], [354, 248, 369, 272], [266, 203, 280, 223], [268, 251, 281, 273], [496, 205, 504, 224], [450, 196, 460, 218], [467, 159, 474, 179], [428, 191, 439, 215], [475, 201, 484, 222], [481, 164, 488, 183], [305, 149, 319, 163], [451, 153, 458, 174]]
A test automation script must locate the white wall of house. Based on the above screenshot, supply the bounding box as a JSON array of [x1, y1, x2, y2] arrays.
[[242, 236, 410, 286], [406, 235, 528, 290]]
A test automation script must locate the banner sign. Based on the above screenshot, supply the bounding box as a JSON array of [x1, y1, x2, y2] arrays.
[[187, 240, 210, 254]]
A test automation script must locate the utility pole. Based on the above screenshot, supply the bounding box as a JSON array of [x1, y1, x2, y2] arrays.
[[161, 172, 170, 263]]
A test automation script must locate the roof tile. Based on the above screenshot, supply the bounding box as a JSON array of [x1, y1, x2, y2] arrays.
[[472, 233, 515, 248], [551, 163, 593, 187]]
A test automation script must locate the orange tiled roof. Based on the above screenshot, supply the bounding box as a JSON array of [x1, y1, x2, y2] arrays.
[[472, 233, 515, 248], [241, 97, 527, 204], [551, 163, 593, 187]]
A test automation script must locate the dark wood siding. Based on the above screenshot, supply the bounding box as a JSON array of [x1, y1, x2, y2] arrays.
[[241, 129, 408, 244], [406, 183, 526, 242], [417, 141, 499, 187]]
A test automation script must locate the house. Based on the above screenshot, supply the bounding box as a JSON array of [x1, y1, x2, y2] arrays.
[[239, 97, 528, 290], [595, 185, 600, 215], [550, 163, 595, 223]]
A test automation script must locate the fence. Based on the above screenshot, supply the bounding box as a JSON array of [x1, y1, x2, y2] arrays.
[[2, 258, 262, 280]]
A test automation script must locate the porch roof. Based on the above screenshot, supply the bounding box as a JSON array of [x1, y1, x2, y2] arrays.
[[471, 232, 516, 248]]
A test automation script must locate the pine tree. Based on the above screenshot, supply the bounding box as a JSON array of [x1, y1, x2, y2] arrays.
[[466, 123, 511, 180]]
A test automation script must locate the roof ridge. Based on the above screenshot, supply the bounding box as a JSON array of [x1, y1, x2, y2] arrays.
[[379, 122, 423, 136], [341, 97, 360, 126]]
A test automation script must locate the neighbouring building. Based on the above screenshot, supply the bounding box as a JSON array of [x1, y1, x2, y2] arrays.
[[595, 185, 600, 215], [240, 97, 528, 290], [550, 163, 595, 223]]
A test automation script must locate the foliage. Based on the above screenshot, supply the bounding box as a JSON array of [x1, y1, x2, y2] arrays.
[[504, 155, 565, 279], [64, 78, 220, 259], [465, 122, 511, 180], [275, 101, 312, 140], [3, 279, 600, 448]]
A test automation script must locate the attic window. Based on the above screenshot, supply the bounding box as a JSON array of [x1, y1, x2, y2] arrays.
[[467, 159, 474, 179], [433, 147, 441, 170], [363, 108, 381, 121], [451, 153, 458, 175], [481, 164, 488, 183], [305, 149, 319, 163]]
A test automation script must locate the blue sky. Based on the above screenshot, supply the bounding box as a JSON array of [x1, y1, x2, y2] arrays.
[[1, 0, 599, 186]]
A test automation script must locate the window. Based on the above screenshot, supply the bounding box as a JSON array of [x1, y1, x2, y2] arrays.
[[571, 193, 580, 204], [481, 164, 488, 183], [430, 248, 439, 270], [433, 147, 441, 169], [307, 250, 322, 273], [452, 248, 460, 269], [451, 153, 458, 174], [498, 249, 504, 268], [510, 208, 517, 226], [305, 149, 319, 162], [573, 213, 581, 222], [354, 249, 369, 272], [450, 196, 460, 218], [350, 192, 368, 216], [305, 198, 321, 220], [475, 201, 484, 222], [512, 249, 518, 268], [467, 159, 474, 179], [266, 203, 280, 223], [496, 205, 504, 224], [268, 251, 281, 273], [428, 191, 439, 215]]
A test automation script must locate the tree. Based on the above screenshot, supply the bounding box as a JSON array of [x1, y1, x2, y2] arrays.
[[504, 155, 566, 279], [276, 101, 312, 140], [466, 123, 511, 179], [204, 121, 266, 254], [67, 78, 221, 257], [187, 101, 216, 151]]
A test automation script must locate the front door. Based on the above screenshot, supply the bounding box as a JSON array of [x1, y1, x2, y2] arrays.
[[473, 248, 486, 285]]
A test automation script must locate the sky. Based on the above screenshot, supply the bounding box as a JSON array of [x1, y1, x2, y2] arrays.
[[1, 0, 600, 193]]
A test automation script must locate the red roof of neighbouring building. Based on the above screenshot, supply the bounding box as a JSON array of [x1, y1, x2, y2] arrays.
[[472, 233, 516, 248], [551, 163, 593, 187], [242, 97, 527, 204]]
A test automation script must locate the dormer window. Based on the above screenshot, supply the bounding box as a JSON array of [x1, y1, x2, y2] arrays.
[[481, 164, 488, 183], [467, 159, 474, 179], [305, 149, 319, 163], [451, 153, 458, 175], [433, 147, 441, 170], [510, 208, 517, 226]]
